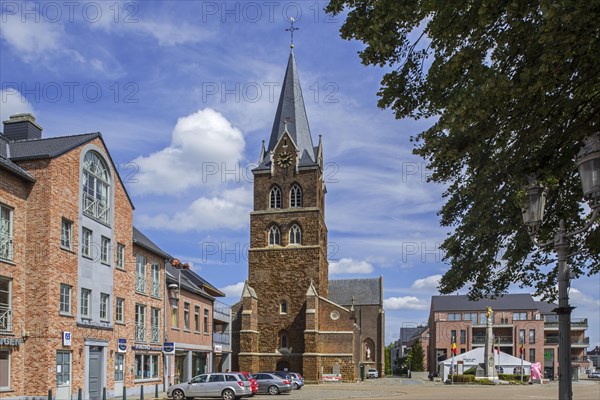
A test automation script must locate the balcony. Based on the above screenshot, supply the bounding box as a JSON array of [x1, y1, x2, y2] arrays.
[[151, 281, 160, 298], [0, 306, 12, 333], [135, 324, 145, 342], [473, 336, 513, 345], [544, 337, 588, 346], [544, 318, 588, 330], [82, 192, 109, 225], [213, 300, 231, 322], [213, 332, 231, 345], [136, 275, 146, 293], [0, 232, 13, 261], [150, 326, 160, 343]]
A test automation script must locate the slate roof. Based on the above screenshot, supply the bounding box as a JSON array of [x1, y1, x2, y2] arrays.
[[132, 226, 171, 259], [255, 52, 318, 172], [430, 294, 557, 313], [0, 136, 36, 181], [328, 278, 382, 306], [182, 268, 225, 297], [165, 262, 214, 300], [7, 133, 99, 160]]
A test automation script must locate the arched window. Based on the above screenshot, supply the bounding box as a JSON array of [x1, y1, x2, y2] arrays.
[[290, 184, 302, 207], [270, 186, 282, 209], [268, 226, 281, 246], [280, 300, 288, 314], [289, 224, 301, 245], [82, 151, 111, 224], [280, 332, 288, 348]]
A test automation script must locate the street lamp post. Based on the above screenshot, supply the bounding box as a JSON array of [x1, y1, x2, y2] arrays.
[[521, 133, 600, 400]]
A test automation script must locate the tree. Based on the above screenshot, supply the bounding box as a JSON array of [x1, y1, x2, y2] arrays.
[[407, 341, 425, 372], [326, 0, 600, 299], [384, 343, 394, 375]]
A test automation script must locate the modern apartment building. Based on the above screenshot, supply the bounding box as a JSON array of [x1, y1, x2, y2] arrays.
[[427, 294, 589, 379]]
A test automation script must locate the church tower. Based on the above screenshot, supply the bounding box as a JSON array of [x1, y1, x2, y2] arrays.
[[236, 50, 329, 374]]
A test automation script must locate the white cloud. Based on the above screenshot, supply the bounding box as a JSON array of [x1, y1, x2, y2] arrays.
[[131, 108, 245, 195], [220, 281, 245, 299], [569, 288, 600, 308], [135, 20, 214, 46], [411, 274, 442, 290], [0, 14, 64, 64], [329, 258, 374, 275], [384, 296, 429, 310], [136, 187, 251, 232], [0, 89, 35, 123]]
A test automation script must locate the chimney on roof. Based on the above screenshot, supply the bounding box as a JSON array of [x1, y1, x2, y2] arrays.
[[2, 113, 43, 141]]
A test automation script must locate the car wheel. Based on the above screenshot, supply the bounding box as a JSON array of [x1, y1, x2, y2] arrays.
[[268, 385, 280, 395], [221, 389, 235, 400], [172, 389, 185, 400], [293, 383, 299, 390]]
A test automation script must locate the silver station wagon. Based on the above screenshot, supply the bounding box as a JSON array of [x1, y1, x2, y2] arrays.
[[167, 372, 253, 400]]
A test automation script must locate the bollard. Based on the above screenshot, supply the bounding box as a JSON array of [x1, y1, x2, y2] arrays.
[[78, 388, 82, 400], [123, 386, 126, 400], [102, 387, 107, 400], [140, 385, 144, 400], [154, 384, 159, 399], [48, 389, 52, 400]]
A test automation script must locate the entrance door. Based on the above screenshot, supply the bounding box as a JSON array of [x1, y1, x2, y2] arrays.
[[114, 353, 124, 395], [88, 347, 103, 399], [56, 351, 71, 400]]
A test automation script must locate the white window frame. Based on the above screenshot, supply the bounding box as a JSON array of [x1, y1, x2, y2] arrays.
[[135, 304, 146, 342], [134, 354, 159, 381], [116, 243, 125, 269], [56, 351, 71, 387], [82, 151, 111, 225], [203, 308, 209, 334], [0, 204, 14, 262], [171, 299, 178, 328], [183, 302, 190, 331], [100, 236, 110, 265], [268, 226, 281, 246], [80, 288, 91, 318], [81, 228, 92, 259], [100, 293, 110, 321], [289, 224, 301, 245], [136, 255, 147, 293], [269, 186, 282, 209], [61, 219, 73, 250], [194, 305, 200, 332], [59, 284, 72, 315], [0, 277, 12, 333], [0, 349, 10, 390], [290, 184, 302, 207], [115, 297, 124, 323], [151, 307, 160, 343], [114, 353, 124, 382], [150, 263, 160, 297]]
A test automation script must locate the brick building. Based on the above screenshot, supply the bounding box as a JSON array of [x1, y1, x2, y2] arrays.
[[427, 294, 589, 379], [0, 114, 172, 398], [231, 51, 385, 382]]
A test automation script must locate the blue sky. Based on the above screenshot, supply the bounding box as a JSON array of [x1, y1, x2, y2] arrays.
[[1, 1, 598, 347]]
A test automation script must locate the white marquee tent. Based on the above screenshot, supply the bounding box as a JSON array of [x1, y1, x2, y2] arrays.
[[438, 347, 532, 381]]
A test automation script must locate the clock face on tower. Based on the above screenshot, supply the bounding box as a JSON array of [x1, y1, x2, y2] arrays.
[[276, 151, 293, 168]]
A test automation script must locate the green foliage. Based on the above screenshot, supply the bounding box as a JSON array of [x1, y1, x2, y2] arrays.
[[406, 341, 425, 372], [385, 343, 394, 375], [326, 0, 600, 299], [463, 366, 477, 375], [477, 378, 495, 385], [448, 374, 476, 383], [499, 373, 530, 383]]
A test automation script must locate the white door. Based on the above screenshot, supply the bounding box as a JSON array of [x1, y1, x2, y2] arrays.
[[56, 351, 71, 400], [114, 353, 125, 395]]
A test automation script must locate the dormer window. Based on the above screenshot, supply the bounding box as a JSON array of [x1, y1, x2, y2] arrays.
[[268, 226, 281, 246], [82, 151, 111, 225], [270, 186, 282, 209], [289, 225, 301, 245], [290, 185, 302, 207]]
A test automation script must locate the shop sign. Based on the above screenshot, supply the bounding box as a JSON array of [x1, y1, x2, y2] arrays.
[[118, 338, 127, 353], [132, 344, 162, 351], [163, 342, 175, 354], [62, 331, 72, 346], [214, 344, 222, 353], [0, 337, 22, 347]]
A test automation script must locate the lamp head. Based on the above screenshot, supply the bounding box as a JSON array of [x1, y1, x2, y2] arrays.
[[576, 132, 600, 209]]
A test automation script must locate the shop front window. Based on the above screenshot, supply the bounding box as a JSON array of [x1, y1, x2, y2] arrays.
[[134, 354, 159, 380]]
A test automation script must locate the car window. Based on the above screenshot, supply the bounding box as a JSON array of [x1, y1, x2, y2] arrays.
[[191, 375, 208, 383], [245, 373, 253, 379], [226, 375, 237, 382], [209, 374, 225, 382], [236, 373, 248, 381]]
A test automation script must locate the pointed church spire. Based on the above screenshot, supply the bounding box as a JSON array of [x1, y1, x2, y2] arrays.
[[258, 140, 266, 164], [267, 52, 316, 164]]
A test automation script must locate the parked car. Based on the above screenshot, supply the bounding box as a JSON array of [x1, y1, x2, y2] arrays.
[[367, 368, 379, 378], [167, 372, 252, 400], [253, 372, 293, 395], [588, 371, 600, 379], [289, 372, 304, 389], [238, 371, 258, 395], [267, 370, 293, 380]]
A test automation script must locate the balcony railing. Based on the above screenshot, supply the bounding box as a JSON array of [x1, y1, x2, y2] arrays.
[[135, 324, 145, 342], [0, 306, 12, 332], [0, 232, 13, 261], [572, 337, 589, 346], [151, 281, 160, 297], [544, 318, 588, 329], [213, 300, 231, 321], [151, 326, 160, 343], [213, 332, 231, 345], [473, 335, 513, 345], [136, 275, 146, 293], [82, 192, 109, 224]]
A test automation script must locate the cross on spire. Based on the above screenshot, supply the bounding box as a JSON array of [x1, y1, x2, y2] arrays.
[[286, 17, 299, 50]]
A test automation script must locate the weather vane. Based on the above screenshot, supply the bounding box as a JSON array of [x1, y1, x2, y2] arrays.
[[286, 17, 299, 49]]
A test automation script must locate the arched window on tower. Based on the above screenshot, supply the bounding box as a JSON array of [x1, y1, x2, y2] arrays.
[[289, 224, 301, 245], [268, 226, 281, 246], [82, 151, 111, 225], [270, 186, 282, 209], [280, 331, 288, 349], [290, 184, 302, 207]]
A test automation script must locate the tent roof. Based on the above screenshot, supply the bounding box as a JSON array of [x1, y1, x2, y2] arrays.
[[438, 346, 531, 366]]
